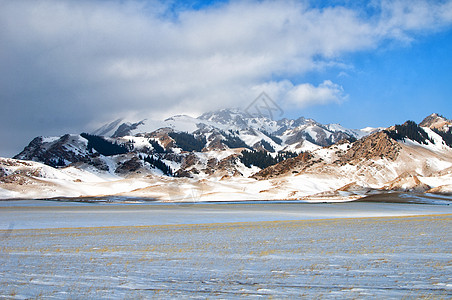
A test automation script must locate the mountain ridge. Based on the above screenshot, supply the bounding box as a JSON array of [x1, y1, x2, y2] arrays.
[[2, 112, 452, 201]]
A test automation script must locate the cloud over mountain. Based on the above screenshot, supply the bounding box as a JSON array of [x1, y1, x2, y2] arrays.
[[1, 0, 452, 156]]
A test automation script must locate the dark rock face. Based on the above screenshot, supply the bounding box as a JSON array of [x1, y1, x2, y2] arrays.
[[331, 131, 355, 144], [285, 131, 307, 146], [173, 153, 200, 177], [14, 136, 44, 160], [88, 158, 110, 172], [115, 157, 142, 174], [174, 169, 193, 178]]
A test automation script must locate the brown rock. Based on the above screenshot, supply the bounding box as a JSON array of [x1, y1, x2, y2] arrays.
[[341, 131, 401, 163]]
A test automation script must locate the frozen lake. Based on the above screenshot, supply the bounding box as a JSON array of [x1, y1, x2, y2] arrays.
[[1, 199, 451, 298], [1, 198, 452, 229]]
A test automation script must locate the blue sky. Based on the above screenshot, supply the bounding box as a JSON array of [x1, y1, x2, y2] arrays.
[[292, 28, 452, 127], [1, 0, 452, 156]]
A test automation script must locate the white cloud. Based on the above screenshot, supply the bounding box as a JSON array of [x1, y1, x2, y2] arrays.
[[287, 80, 347, 106], [377, 0, 452, 40], [251, 80, 346, 109], [1, 0, 452, 155]]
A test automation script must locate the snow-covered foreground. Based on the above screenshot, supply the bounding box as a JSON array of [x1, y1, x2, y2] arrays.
[[1, 201, 451, 298]]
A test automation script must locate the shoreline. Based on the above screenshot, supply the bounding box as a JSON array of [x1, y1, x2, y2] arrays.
[[0, 190, 451, 205]]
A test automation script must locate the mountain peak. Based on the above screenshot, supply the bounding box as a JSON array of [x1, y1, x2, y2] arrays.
[[419, 113, 451, 130], [197, 108, 249, 123], [92, 118, 124, 137]]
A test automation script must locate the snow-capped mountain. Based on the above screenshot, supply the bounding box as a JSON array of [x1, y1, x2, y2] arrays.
[[2, 112, 452, 201], [12, 108, 373, 177], [14, 134, 90, 167], [89, 108, 371, 153]]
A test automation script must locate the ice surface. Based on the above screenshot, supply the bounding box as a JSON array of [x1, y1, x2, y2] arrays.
[[0, 200, 451, 230], [0, 200, 451, 229], [0, 202, 450, 299]]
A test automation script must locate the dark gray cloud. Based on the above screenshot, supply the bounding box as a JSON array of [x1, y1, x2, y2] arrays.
[[1, 0, 452, 157]]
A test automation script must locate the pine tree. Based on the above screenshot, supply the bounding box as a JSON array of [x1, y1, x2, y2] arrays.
[[168, 132, 206, 152], [385, 121, 433, 145], [81, 133, 128, 156], [143, 155, 173, 176], [149, 139, 165, 153]]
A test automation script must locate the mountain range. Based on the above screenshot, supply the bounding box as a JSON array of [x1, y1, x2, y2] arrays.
[[1, 110, 451, 202]]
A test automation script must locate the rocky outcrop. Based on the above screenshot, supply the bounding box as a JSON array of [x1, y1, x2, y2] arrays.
[[253, 130, 402, 180], [0, 158, 45, 184], [180, 153, 199, 170], [419, 113, 451, 130], [203, 158, 218, 175], [143, 128, 175, 151], [251, 152, 312, 179], [115, 157, 142, 174], [340, 131, 401, 163], [382, 172, 431, 192], [14, 135, 90, 167], [216, 155, 242, 176], [427, 184, 452, 196]]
